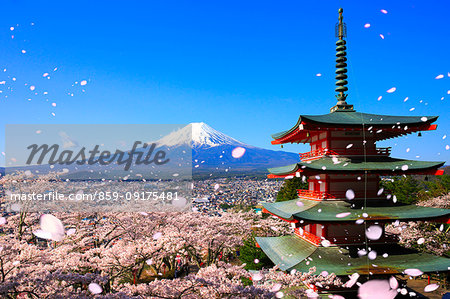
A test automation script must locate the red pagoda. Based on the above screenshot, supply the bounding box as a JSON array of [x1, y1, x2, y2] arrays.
[[256, 8, 450, 282]]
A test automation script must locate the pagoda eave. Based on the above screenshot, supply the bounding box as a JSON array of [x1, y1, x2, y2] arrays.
[[262, 208, 298, 223], [268, 168, 444, 179], [261, 199, 450, 223], [267, 158, 445, 177], [271, 113, 438, 144], [256, 236, 450, 276]]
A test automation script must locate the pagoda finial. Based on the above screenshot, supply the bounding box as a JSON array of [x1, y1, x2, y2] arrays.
[[331, 8, 354, 113]]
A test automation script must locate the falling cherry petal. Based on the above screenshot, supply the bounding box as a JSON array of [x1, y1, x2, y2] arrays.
[[357, 249, 367, 256], [252, 272, 263, 281], [435, 74, 444, 79], [386, 87, 396, 93], [404, 268, 423, 277], [153, 232, 162, 240], [344, 273, 359, 288], [336, 212, 351, 218], [271, 283, 282, 292], [401, 165, 409, 171], [316, 73, 322, 77], [88, 283, 102, 294], [364, 23, 371, 28], [424, 284, 439, 292], [421, 117, 428, 122], [80, 80, 87, 86], [321, 240, 331, 247], [346, 143, 353, 149], [345, 189, 355, 200], [30, 86, 35, 91], [66, 228, 76, 236], [377, 188, 384, 196], [232, 147, 246, 158], [366, 225, 383, 240], [417, 238, 425, 245], [380, 9, 388, 14], [275, 292, 284, 298], [380, 34, 385, 39], [37, 214, 65, 242], [368, 250, 377, 260], [389, 276, 398, 289], [358, 280, 396, 299]]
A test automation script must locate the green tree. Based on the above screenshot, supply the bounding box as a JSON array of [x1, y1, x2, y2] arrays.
[[239, 236, 274, 270], [423, 175, 450, 199], [276, 177, 308, 202], [381, 175, 450, 204], [381, 176, 421, 204]]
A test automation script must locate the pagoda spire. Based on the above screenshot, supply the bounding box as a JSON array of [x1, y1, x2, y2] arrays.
[[330, 8, 354, 113]]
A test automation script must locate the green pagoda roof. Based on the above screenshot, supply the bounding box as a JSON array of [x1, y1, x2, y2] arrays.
[[256, 236, 450, 275], [271, 112, 438, 140], [255, 235, 317, 270], [262, 199, 450, 222], [268, 157, 444, 176]]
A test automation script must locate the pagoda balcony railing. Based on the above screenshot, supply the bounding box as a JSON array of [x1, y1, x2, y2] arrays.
[[299, 148, 338, 161], [297, 189, 336, 200], [294, 228, 321, 246], [299, 147, 391, 161]]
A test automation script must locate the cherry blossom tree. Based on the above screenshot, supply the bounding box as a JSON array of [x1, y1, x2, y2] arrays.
[[0, 173, 341, 298]]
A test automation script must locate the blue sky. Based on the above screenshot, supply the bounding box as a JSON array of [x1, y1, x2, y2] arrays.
[[1, 0, 449, 165]]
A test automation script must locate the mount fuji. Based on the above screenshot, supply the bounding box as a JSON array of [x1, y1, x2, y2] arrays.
[[156, 122, 299, 177]]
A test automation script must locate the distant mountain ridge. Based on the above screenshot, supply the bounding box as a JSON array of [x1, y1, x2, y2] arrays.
[[156, 122, 248, 148]]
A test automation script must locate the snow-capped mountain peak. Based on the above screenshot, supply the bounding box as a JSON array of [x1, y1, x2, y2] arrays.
[[156, 122, 247, 148]]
